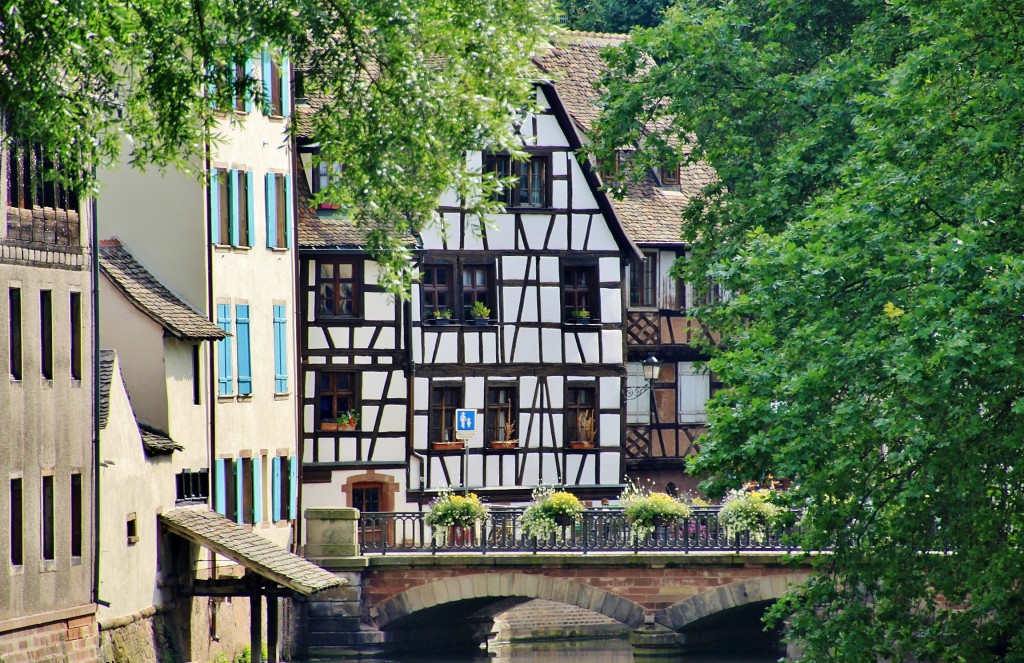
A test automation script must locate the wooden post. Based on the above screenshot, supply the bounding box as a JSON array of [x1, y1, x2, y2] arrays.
[[267, 595, 279, 663], [250, 577, 263, 663]]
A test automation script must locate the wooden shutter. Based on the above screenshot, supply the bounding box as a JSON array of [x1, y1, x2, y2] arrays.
[[265, 172, 277, 248], [281, 57, 291, 118], [284, 173, 294, 248], [229, 169, 240, 246], [235, 305, 251, 395], [253, 456, 263, 524], [273, 304, 287, 393], [216, 305, 233, 395], [235, 459, 245, 524], [246, 171, 255, 247], [272, 457, 282, 522], [245, 57, 256, 113], [677, 362, 710, 423], [289, 456, 298, 520], [214, 458, 227, 514], [209, 170, 221, 244], [261, 49, 272, 111]]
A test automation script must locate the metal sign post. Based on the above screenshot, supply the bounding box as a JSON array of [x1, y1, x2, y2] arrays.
[[455, 409, 477, 492]]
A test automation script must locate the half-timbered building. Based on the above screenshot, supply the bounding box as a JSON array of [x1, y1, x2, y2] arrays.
[[536, 34, 720, 495]]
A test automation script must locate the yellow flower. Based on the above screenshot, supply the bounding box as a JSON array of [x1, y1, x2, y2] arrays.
[[883, 301, 905, 318]]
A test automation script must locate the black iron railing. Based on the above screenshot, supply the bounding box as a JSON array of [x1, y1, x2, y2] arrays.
[[357, 507, 800, 555]]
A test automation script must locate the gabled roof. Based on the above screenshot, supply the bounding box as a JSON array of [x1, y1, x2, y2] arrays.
[[98, 349, 182, 456], [534, 32, 717, 245], [160, 507, 343, 595], [99, 239, 227, 341], [293, 159, 372, 249]]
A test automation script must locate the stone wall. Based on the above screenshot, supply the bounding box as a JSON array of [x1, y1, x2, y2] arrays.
[[98, 608, 180, 663], [0, 613, 99, 663]]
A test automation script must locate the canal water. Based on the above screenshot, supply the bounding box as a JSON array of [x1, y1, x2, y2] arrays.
[[382, 638, 779, 662]]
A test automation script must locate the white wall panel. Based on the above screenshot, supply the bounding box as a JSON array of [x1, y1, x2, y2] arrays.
[[365, 293, 396, 321], [545, 376, 563, 408], [603, 330, 623, 363], [600, 289, 622, 325], [541, 328, 562, 363], [564, 333, 582, 364], [569, 155, 599, 209], [482, 332, 498, 363], [308, 355, 326, 365], [387, 374, 407, 399], [354, 356, 372, 365], [329, 328, 350, 349], [414, 412, 430, 445], [522, 453, 539, 484], [535, 116, 569, 148], [539, 286, 561, 323], [380, 404, 406, 431], [306, 261, 317, 286], [488, 217, 517, 251], [362, 371, 388, 399], [319, 438, 341, 462], [578, 332, 600, 363], [465, 378, 485, 409], [303, 403, 314, 433], [306, 292, 316, 322], [552, 151, 569, 177], [599, 413, 619, 443], [551, 181, 568, 210], [600, 377, 620, 410], [436, 334, 459, 363], [539, 257, 560, 283], [600, 453, 621, 484], [540, 453, 562, 485], [465, 334, 480, 363], [373, 439, 406, 463], [502, 256, 528, 281], [513, 328, 541, 362]]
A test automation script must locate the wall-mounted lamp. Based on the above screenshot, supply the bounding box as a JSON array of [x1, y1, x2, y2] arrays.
[[624, 354, 661, 400]]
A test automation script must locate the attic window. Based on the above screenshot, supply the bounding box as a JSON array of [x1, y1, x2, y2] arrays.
[[484, 153, 550, 208], [660, 164, 680, 186]]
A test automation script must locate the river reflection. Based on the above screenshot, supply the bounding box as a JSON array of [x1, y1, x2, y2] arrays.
[[384, 638, 779, 662]]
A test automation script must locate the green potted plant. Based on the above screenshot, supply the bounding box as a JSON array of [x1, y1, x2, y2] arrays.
[[432, 308, 453, 325], [424, 490, 489, 545], [336, 410, 360, 431], [519, 486, 584, 540], [718, 488, 783, 542], [469, 300, 491, 325], [620, 481, 692, 542], [568, 308, 591, 324]]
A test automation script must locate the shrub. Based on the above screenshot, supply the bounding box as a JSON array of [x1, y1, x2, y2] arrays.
[[425, 490, 488, 533], [620, 481, 692, 541], [718, 488, 782, 541]]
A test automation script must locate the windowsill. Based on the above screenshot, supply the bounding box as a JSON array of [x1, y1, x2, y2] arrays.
[[237, 394, 253, 402], [273, 392, 290, 401], [423, 320, 499, 328], [127, 536, 139, 546], [40, 560, 56, 573], [9, 377, 22, 386], [563, 320, 602, 328], [9, 563, 24, 576], [217, 394, 236, 403], [71, 555, 82, 566], [41, 378, 53, 388], [268, 114, 286, 121], [315, 315, 363, 324], [232, 245, 252, 254], [268, 246, 289, 253], [502, 205, 556, 213], [71, 379, 82, 388], [213, 244, 233, 252]]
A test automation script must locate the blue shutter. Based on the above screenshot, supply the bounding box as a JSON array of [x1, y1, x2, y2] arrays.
[[272, 457, 282, 522], [235, 305, 252, 395], [230, 169, 240, 246], [214, 458, 227, 514], [261, 49, 272, 112], [289, 456, 298, 521], [217, 305, 233, 395], [235, 460, 245, 525], [246, 171, 255, 248], [253, 456, 263, 524], [245, 57, 257, 113], [265, 173, 277, 248], [282, 57, 291, 118], [209, 169, 221, 245], [273, 304, 287, 393], [284, 173, 294, 249]]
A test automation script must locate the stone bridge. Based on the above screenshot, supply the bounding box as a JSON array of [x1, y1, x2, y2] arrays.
[[288, 509, 812, 659]]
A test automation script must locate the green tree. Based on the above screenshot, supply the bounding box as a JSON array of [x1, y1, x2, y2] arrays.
[[1, 0, 553, 292], [590, 0, 1024, 659], [561, 0, 672, 33]]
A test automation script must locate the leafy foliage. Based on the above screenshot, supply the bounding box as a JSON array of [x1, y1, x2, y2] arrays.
[[519, 486, 584, 539], [424, 490, 489, 530], [590, 0, 1024, 659], [1, 0, 553, 294], [620, 481, 692, 541], [561, 0, 673, 34], [717, 489, 781, 542]]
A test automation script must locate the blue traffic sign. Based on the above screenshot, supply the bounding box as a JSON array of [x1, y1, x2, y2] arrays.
[[455, 408, 477, 439]]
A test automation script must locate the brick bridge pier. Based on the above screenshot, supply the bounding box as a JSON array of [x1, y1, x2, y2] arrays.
[[289, 509, 812, 659]]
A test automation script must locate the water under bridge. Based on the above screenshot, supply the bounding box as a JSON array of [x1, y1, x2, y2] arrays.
[[289, 506, 813, 659]]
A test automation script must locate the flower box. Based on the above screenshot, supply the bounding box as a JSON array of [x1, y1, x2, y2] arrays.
[[489, 440, 519, 450], [431, 440, 465, 451], [569, 440, 595, 449]]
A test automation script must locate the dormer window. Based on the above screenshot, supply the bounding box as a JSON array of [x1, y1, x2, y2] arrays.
[[660, 163, 680, 186], [484, 153, 550, 208]]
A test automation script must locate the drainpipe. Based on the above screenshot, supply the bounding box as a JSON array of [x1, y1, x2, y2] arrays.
[[204, 127, 219, 586], [403, 263, 423, 509], [91, 185, 109, 607], [290, 129, 304, 554]]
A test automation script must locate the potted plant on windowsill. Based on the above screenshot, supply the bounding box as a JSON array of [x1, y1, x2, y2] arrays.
[[568, 409, 596, 449], [620, 480, 693, 542], [519, 486, 584, 539], [568, 308, 591, 324], [431, 439, 465, 451], [425, 490, 489, 546], [490, 405, 519, 449], [336, 410, 360, 431], [469, 300, 491, 326], [432, 308, 453, 325]]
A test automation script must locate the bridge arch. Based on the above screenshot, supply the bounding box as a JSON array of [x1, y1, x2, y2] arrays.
[[657, 572, 810, 632], [370, 572, 646, 629]]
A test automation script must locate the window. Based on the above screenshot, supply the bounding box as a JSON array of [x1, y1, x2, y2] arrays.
[[429, 385, 462, 444], [265, 173, 292, 249], [565, 385, 596, 444], [421, 262, 495, 323], [191, 345, 202, 405], [40, 290, 52, 380], [70, 292, 82, 380], [352, 483, 381, 513], [273, 304, 288, 393], [485, 386, 517, 444], [484, 153, 550, 208], [5, 141, 79, 213], [126, 513, 138, 545], [625, 363, 652, 425], [691, 280, 725, 308], [216, 305, 233, 395], [562, 265, 598, 321], [41, 475, 54, 561], [316, 260, 360, 318], [216, 170, 230, 244], [311, 161, 343, 209], [210, 169, 253, 247], [318, 371, 356, 429], [176, 469, 210, 505], [70, 473, 82, 558], [276, 456, 294, 521], [661, 163, 680, 186], [235, 304, 252, 396], [269, 60, 283, 115], [233, 61, 247, 112], [421, 264, 453, 321], [235, 171, 251, 247], [220, 458, 238, 522], [629, 252, 657, 308], [240, 457, 254, 525], [10, 478, 23, 566], [9, 287, 22, 380]]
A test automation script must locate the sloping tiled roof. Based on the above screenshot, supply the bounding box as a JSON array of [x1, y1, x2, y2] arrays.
[[99, 349, 183, 455], [99, 240, 227, 341], [139, 424, 183, 455], [535, 32, 717, 245], [160, 507, 344, 595], [294, 160, 371, 249]]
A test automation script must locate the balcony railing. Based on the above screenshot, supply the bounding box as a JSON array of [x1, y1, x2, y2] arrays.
[[357, 506, 800, 555]]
